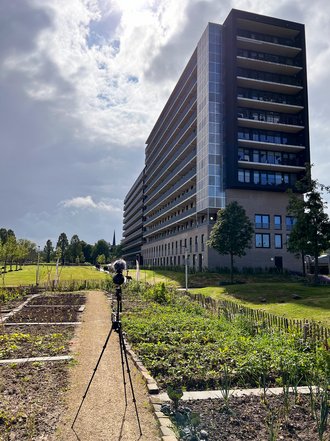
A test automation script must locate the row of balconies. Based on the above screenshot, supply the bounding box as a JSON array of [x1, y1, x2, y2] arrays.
[[145, 111, 197, 186], [144, 208, 196, 238], [145, 147, 196, 201], [123, 207, 144, 232], [147, 91, 196, 167], [146, 58, 197, 153], [145, 168, 197, 215], [144, 186, 196, 227]]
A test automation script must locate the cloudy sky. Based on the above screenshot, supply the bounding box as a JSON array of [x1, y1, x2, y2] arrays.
[[1, 0, 329, 248]]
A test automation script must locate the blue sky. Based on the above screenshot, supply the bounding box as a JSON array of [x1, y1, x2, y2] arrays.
[[1, 0, 329, 248]]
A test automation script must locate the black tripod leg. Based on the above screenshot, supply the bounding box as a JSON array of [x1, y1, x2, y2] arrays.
[[118, 326, 143, 436], [71, 325, 114, 429], [118, 325, 128, 406]]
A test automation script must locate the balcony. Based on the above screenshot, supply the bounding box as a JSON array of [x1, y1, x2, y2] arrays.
[[237, 110, 304, 133], [238, 160, 305, 173], [237, 76, 303, 95], [237, 36, 301, 58], [237, 138, 305, 153], [237, 55, 302, 76], [237, 97, 303, 114]]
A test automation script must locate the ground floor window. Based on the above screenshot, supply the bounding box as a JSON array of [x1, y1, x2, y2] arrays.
[[255, 233, 270, 248]]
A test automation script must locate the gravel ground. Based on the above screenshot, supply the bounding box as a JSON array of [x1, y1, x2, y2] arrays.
[[55, 290, 161, 441]]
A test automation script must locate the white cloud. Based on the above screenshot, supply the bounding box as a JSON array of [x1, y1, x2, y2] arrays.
[[60, 195, 122, 213]]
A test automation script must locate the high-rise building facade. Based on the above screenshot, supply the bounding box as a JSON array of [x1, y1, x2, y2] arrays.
[[122, 9, 310, 272]]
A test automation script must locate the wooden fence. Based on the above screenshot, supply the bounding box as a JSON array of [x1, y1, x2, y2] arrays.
[[186, 291, 329, 349], [1, 279, 108, 295]]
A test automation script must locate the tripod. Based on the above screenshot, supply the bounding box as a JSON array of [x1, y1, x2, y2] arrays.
[[71, 284, 142, 436]]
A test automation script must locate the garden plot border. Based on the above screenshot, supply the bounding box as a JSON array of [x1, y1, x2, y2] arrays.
[[1, 292, 84, 366], [0, 293, 40, 323], [0, 355, 73, 365]]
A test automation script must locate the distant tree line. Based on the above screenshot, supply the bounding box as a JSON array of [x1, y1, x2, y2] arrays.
[[0, 228, 122, 272]]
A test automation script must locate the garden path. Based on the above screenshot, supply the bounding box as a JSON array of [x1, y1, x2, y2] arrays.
[[55, 290, 161, 441]]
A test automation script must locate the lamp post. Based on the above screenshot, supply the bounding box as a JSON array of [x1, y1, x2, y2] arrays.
[[36, 246, 40, 286]]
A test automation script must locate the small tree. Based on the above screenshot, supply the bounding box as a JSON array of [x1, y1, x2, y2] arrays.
[[207, 201, 253, 283], [44, 239, 54, 263], [287, 168, 330, 283]]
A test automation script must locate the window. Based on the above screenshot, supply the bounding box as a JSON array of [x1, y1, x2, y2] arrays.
[[275, 234, 282, 249], [238, 169, 250, 183], [274, 215, 282, 230], [255, 214, 270, 229], [255, 233, 270, 248], [286, 216, 295, 230]]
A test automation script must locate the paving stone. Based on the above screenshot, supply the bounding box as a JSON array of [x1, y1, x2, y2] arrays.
[[152, 403, 162, 412], [158, 417, 172, 428], [162, 436, 178, 441], [160, 426, 176, 437], [147, 383, 159, 394]]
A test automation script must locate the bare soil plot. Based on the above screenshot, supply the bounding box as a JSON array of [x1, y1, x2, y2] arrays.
[[183, 394, 328, 440], [0, 292, 85, 440]]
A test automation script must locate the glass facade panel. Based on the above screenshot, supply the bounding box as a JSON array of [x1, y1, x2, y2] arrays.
[[197, 24, 225, 211]]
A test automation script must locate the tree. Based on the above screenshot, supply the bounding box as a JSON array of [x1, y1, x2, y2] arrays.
[[15, 239, 35, 270], [81, 241, 93, 263], [92, 239, 110, 264], [0, 228, 15, 244], [287, 169, 330, 283], [69, 234, 83, 264], [44, 239, 54, 263], [96, 254, 106, 266], [56, 233, 69, 265], [207, 201, 254, 283], [4, 235, 17, 271]]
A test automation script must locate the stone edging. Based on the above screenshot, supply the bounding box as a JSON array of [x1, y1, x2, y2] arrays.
[[124, 340, 178, 441]]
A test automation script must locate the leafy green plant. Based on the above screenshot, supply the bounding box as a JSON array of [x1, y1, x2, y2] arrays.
[[167, 385, 183, 411]]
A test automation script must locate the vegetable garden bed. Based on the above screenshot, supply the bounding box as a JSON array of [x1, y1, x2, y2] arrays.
[[122, 282, 329, 440], [0, 291, 85, 439]]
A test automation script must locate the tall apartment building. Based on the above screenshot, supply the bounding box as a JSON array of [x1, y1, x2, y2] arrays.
[[122, 9, 310, 272]]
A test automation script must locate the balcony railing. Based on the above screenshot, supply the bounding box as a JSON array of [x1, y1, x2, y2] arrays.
[[145, 167, 197, 213], [237, 29, 301, 49], [144, 186, 196, 226], [146, 148, 196, 201], [146, 113, 197, 186], [144, 208, 196, 236]]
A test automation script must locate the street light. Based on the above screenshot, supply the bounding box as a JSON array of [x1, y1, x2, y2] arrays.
[[36, 246, 40, 286]]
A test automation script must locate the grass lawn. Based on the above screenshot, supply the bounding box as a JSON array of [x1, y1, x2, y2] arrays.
[[1, 265, 108, 287], [127, 269, 330, 328], [188, 283, 330, 328]]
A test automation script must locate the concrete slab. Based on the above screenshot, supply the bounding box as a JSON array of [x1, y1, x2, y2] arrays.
[[0, 355, 73, 365], [3, 322, 82, 326], [158, 386, 319, 402]]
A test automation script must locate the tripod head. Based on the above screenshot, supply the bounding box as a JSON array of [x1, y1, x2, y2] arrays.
[[111, 259, 127, 329], [112, 259, 126, 286]]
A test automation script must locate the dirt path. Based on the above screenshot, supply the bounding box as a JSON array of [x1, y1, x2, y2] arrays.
[[56, 291, 161, 441]]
